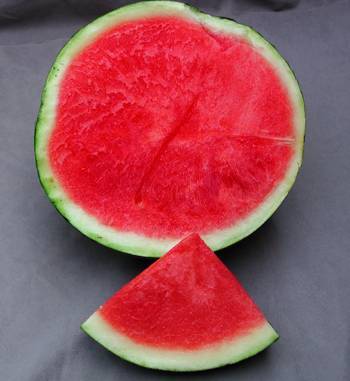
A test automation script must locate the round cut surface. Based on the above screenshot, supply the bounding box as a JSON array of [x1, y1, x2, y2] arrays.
[[35, 1, 305, 256]]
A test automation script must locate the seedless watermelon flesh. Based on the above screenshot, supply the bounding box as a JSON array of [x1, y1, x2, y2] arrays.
[[81, 234, 278, 371], [35, 1, 305, 256]]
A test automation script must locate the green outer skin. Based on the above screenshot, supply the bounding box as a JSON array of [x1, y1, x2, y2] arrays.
[[34, 1, 305, 257], [81, 311, 279, 372]]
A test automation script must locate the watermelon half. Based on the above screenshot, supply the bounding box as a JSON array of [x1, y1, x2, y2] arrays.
[[35, 1, 305, 257], [81, 234, 278, 371]]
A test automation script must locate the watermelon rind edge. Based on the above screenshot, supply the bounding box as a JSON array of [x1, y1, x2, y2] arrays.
[[81, 311, 279, 371], [34, 1, 305, 257]]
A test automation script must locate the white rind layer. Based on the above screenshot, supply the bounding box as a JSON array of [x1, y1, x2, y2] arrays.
[[35, 1, 305, 257], [81, 311, 279, 371]]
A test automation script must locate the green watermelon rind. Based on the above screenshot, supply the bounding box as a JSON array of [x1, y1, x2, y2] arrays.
[[81, 311, 279, 371], [34, 1, 305, 257]]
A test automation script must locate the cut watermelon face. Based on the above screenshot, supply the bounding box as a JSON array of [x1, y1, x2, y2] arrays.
[[35, 1, 305, 256], [81, 234, 278, 371]]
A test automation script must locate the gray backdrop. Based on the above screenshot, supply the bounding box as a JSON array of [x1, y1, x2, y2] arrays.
[[1, 1, 349, 380]]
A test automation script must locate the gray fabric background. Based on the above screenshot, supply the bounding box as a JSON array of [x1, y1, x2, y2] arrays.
[[1, 1, 349, 380]]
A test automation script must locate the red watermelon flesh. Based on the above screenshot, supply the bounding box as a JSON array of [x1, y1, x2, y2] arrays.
[[81, 234, 278, 370], [49, 16, 294, 238]]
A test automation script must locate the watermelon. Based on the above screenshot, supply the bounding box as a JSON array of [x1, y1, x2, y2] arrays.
[[81, 234, 278, 371], [35, 1, 305, 257]]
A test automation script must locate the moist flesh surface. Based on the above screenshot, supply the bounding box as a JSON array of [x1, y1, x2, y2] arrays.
[[99, 234, 266, 349], [50, 16, 295, 238]]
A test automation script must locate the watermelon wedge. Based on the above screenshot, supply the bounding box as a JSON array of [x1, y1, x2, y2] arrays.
[[35, 1, 305, 257], [82, 234, 278, 371]]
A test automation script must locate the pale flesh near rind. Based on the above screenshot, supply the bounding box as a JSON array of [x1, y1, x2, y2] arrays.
[[82, 312, 278, 371]]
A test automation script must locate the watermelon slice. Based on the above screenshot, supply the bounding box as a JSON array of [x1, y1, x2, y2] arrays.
[[35, 1, 305, 257], [81, 234, 278, 371]]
